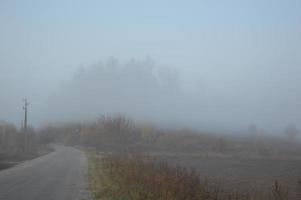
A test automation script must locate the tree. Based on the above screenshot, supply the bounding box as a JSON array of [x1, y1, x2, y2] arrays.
[[284, 124, 299, 140], [248, 124, 258, 136]]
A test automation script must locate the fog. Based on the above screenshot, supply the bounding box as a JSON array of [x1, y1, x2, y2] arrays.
[[0, 0, 300, 131]]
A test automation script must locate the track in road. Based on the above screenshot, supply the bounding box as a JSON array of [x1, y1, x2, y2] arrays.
[[0, 145, 90, 200]]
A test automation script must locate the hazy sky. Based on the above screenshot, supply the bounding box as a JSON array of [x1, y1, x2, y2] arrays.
[[0, 0, 300, 131]]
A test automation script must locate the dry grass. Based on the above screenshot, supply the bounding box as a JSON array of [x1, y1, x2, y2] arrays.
[[87, 152, 298, 200], [39, 116, 301, 199], [271, 181, 289, 200], [39, 116, 301, 158]]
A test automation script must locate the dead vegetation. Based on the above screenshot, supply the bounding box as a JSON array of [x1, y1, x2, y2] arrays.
[[0, 122, 52, 170], [38, 116, 301, 199], [0, 122, 37, 155], [40, 115, 301, 157], [88, 151, 300, 200]]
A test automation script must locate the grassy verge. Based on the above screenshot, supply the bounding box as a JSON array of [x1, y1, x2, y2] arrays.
[[87, 151, 105, 200]]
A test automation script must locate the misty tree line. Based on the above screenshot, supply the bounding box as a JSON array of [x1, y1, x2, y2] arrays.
[[40, 57, 301, 132], [45, 57, 188, 123]]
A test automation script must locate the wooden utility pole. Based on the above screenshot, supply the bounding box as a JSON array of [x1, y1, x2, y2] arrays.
[[23, 99, 30, 152], [23, 99, 29, 131]]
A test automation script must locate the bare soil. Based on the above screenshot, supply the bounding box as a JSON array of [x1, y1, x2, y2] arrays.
[[157, 154, 301, 197]]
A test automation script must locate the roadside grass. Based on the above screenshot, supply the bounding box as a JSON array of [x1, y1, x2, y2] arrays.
[[87, 151, 105, 200], [87, 151, 299, 200]]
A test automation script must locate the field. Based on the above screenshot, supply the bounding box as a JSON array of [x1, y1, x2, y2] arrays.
[[159, 154, 301, 197], [88, 152, 301, 200], [41, 116, 301, 199]]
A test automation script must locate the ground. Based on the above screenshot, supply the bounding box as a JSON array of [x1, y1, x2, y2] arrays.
[[160, 154, 301, 197]]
